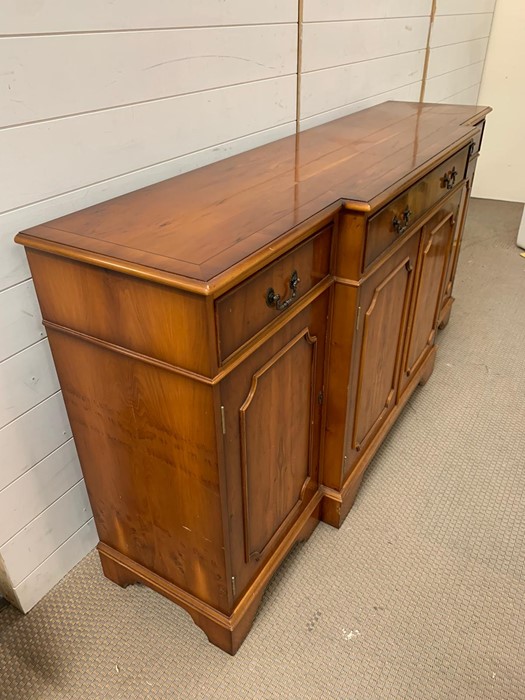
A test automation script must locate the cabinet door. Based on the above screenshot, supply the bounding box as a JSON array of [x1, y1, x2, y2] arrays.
[[441, 185, 468, 311], [399, 191, 461, 395], [344, 234, 419, 463], [220, 292, 329, 599]]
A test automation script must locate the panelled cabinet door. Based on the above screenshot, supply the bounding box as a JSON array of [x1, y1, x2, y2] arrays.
[[344, 234, 419, 468], [219, 292, 329, 602], [399, 189, 462, 396], [441, 184, 469, 314]]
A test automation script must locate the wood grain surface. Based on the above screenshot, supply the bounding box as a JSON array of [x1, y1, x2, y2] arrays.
[[14, 102, 490, 653], [16, 102, 490, 290]]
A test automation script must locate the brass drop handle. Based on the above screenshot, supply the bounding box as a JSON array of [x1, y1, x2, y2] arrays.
[[392, 206, 413, 235], [266, 270, 301, 311], [442, 166, 458, 190]]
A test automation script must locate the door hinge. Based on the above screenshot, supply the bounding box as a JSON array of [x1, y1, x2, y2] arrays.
[[356, 305, 362, 331], [220, 405, 226, 435], [317, 389, 324, 405], [231, 576, 236, 598]]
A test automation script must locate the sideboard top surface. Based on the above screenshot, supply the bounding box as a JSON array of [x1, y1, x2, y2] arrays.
[[17, 101, 489, 292]]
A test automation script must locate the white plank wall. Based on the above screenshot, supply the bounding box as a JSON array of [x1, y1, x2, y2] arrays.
[[0, 340, 60, 427], [2, 78, 296, 213], [0, 280, 45, 362], [424, 1, 497, 104], [302, 1, 433, 22], [1, 480, 91, 588], [299, 2, 432, 130], [0, 27, 297, 128], [0, 392, 72, 491], [1, 1, 297, 33], [301, 52, 425, 127], [0, 440, 82, 546], [0, 0, 297, 612]]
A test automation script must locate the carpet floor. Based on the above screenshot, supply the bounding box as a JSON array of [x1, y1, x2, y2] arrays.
[[1, 198, 524, 700]]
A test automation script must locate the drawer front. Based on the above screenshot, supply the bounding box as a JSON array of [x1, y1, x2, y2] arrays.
[[470, 120, 485, 158], [364, 145, 470, 269], [399, 187, 463, 398], [216, 225, 333, 362]]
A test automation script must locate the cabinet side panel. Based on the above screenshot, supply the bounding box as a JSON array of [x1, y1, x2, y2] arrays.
[[27, 250, 215, 377], [46, 328, 228, 612]]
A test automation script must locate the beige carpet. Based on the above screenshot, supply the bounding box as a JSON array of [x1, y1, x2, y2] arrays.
[[1, 198, 524, 700]]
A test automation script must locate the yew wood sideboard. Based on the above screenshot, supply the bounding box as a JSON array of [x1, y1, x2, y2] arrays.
[[16, 101, 489, 654]]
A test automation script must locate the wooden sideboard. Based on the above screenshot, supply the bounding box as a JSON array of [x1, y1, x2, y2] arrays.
[[16, 101, 489, 654]]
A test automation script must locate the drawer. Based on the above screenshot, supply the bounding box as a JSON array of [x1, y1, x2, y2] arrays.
[[469, 120, 485, 159], [216, 225, 333, 362], [364, 145, 470, 270]]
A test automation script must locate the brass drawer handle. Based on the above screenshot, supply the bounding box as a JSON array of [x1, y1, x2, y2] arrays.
[[442, 166, 458, 190], [392, 206, 412, 235], [266, 270, 300, 311]]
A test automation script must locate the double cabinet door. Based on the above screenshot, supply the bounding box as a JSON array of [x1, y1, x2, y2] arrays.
[[215, 183, 464, 597], [398, 188, 463, 396], [344, 186, 463, 471], [219, 290, 330, 600]]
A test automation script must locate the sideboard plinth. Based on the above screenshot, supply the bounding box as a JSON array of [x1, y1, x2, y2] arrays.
[[98, 493, 322, 655]]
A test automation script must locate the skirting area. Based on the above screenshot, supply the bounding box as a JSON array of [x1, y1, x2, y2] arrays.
[[1, 198, 524, 699]]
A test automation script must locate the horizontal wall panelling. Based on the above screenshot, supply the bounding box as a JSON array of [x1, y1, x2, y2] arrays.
[[299, 82, 422, 131], [1, 26, 297, 128], [0, 440, 82, 546], [1, 0, 297, 33], [435, 0, 496, 16], [426, 38, 488, 80], [425, 61, 485, 102], [441, 84, 481, 105], [430, 13, 493, 48], [301, 50, 425, 121], [0, 280, 45, 361], [302, 18, 429, 73], [1, 77, 297, 213], [0, 231, 30, 291], [423, 2, 496, 105], [0, 340, 59, 428], [300, 1, 430, 129], [0, 480, 92, 587], [12, 519, 98, 612], [303, 1, 433, 22], [0, 391, 72, 491]]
